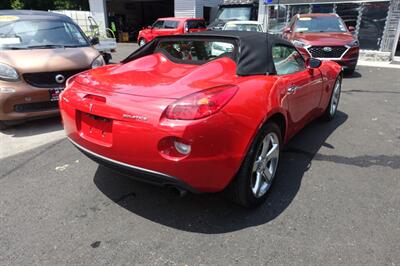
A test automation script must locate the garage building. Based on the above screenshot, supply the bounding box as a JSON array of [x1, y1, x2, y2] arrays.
[[88, 0, 220, 41]]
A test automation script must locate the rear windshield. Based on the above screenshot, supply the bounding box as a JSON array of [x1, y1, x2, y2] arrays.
[[0, 18, 89, 50], [186, 20, 206, 29], [155, 39, 236, 64], [294, 16, 347, 33]]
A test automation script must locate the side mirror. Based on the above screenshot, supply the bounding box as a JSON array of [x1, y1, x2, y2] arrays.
[[348, 26, 356, 32], [147, 25, 152, 29], [283, 27, 291, 34], [89, 36, 99, 46], [308, 58, 322, 69]]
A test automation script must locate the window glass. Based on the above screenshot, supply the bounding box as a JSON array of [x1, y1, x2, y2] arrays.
[[311, 4, 334, 13], [289, 5, 310, 18], [0, 19, 88, 50], [294, 16, 347, 33], [336, 3, 361, 29], [272, 45, 306, 75], [152, 20, 164, 29], [358, 2, 390, 50], [164, 21, 179, 29], [156, 40, 236, 63], [216, 7, 252, 21], [186, 20, 206, 29], [224, 24, 262, 32], [268, 5, 289, 33]]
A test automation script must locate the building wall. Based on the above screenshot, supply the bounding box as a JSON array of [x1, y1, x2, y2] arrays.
[[175, 0, 221, 18], [88, 0, 107, 35], [175, 0, 197, 17], [381, 0, 400, 52]]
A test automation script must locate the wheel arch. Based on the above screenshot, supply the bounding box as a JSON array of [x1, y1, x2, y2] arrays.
[[266, 112, 287, 143]]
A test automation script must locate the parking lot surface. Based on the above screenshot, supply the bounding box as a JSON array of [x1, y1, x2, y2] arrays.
[[0, 65, 399, 265]]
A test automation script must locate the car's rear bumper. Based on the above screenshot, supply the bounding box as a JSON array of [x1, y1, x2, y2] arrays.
[[69, 137, 199, 193], [60, 84, 252, 193]]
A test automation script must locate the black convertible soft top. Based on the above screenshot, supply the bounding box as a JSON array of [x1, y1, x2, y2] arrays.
[[122, 31, 296, 76]]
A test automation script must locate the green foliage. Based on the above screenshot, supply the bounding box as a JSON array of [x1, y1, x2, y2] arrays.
[[11, 0, 24, 9], [54, 0, 79, 10], [0, 0, 89, 10]]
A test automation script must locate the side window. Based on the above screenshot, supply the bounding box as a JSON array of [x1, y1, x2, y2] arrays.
[[164, 21, 179, 29], [152, 20, 164, 29], [272, 45, 306, 75], [187, 20, 206, 29]]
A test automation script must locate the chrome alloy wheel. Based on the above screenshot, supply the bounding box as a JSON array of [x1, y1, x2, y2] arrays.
[[251, 132, 280, 198], [330, 78, 342, 117]]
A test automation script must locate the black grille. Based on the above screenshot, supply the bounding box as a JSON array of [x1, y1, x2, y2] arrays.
[[14, 101, 59, 113], [23, 69, 87, 88], [308, 46, 347, 58]]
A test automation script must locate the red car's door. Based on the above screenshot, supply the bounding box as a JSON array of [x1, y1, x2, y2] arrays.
[[272, 45, 323, 133], [149, 20, 165, 38]]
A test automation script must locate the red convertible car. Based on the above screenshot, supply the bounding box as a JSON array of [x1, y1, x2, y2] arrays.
[[60, 32, 342, 207]]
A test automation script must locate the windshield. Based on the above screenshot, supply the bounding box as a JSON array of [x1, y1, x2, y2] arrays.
[[224, 24, 261, 32], [216, 7, 252, 21], [0, 19, 89, 50], [294, 16, 348, 33]]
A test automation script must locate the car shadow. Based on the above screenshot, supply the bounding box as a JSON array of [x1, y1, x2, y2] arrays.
[[0, 116, 63, 137], [94, 111, 348, 234], [344, 70, 362, 79]]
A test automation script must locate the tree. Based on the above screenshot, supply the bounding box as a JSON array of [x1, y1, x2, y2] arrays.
[[11, 0, 24, 9]]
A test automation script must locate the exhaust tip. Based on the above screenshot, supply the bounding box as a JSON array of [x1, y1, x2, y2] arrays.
[[166, 186, 187, 198]]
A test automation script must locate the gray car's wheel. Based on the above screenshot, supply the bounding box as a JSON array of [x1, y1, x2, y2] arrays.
[[323, 76, 342, 121], [226, 122, 282, 208]]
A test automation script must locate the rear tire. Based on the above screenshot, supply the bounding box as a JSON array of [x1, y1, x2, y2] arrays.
[[323, 75, 342, 121], [226, 122, 282, 208]]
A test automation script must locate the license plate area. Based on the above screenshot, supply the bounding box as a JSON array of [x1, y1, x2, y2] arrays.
[[78, 111, 113, 147], [49, 87, 64, 101]]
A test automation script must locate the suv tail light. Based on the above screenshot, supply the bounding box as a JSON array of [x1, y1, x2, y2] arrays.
[[165, 85, 238, 120]]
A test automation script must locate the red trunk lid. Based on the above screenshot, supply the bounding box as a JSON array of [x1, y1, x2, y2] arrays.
[[73, 53, 237, 99]]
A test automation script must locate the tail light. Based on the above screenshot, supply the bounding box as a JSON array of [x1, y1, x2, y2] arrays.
[[165, 85, 238, 120]]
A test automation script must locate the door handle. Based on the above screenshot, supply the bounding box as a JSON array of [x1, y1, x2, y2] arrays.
[[287, 86, 299, 94]]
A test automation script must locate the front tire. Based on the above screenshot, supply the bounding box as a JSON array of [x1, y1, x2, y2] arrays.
[[226, 122, 282, 208], [323, 76, 342, 121]]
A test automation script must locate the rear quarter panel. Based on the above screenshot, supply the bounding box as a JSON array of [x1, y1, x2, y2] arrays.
[[221, 75, 289, 163]]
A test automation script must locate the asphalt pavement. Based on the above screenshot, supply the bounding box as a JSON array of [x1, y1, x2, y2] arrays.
[[0, 64, 399, 265]]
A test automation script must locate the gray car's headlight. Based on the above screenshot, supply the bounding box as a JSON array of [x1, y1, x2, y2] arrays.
[[0, 63, 19, 81], [292, 40, 307, 47], [91, 55, 105, 69], [346, 40, 359, 47]]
